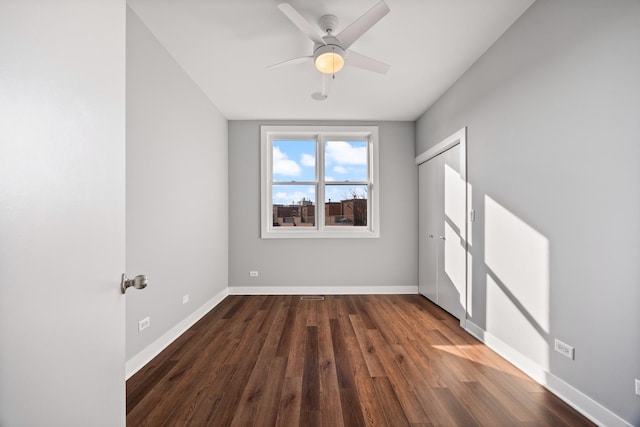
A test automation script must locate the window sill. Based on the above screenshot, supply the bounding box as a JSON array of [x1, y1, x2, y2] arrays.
[[261, 228, 380, 239]]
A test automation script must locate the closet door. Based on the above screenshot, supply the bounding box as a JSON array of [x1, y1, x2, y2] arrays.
[[418, 158, 438, 302], [418, 144, 465, 320], [437, 144, 465, 320]]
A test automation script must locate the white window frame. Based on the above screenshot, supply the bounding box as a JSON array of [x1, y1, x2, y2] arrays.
[[261, 125, 380, 239]]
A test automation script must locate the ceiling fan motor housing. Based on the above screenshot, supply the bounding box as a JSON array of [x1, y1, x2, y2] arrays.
[[314, 37, 346, 59]]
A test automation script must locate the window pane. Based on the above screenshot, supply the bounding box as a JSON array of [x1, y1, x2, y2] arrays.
[[325, 185, 368, 226], [273, 140, 315, 182], [272, 185, 315, 227], [324, 140, 367, 182]]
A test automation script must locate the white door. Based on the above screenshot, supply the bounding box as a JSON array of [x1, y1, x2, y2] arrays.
[[0, 2, 126, 426], [418, 157, 438, 302], [437, 145, 466, 320], [418, 144, 466, 320]]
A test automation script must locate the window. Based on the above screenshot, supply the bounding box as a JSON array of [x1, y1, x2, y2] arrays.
[[261, 125, 380, 238]]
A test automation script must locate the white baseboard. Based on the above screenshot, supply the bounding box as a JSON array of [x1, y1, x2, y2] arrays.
[[228, 285, 418, 295], [125, 287, 229, 380], [465, 321, 632, 427]]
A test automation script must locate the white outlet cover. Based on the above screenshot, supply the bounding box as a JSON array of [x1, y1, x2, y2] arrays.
[[138, 317, 150, 332], [554, 339, 574, 360], [635, 379, 640, 396], [183, 294, 189, 304], [250, 271, 258, 277]]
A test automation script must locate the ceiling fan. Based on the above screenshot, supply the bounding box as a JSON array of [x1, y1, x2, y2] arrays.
[[269, 1, 391, 100]]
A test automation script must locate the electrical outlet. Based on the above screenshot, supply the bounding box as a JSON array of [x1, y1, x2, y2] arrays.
[[138, 317, 150, 332], [250, 271, 258, 277], [635, 379, 640, 396], [182, 294, 189, 304], [554, 339, 574, 360]]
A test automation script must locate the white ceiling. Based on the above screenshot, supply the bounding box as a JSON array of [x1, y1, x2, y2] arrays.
[[128, 0, 534, 121]]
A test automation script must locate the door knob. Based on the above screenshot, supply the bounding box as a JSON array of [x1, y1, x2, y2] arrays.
[[428, 234, 434, 238], [439, 236, 446, 240], [121, 274, 148, 294]]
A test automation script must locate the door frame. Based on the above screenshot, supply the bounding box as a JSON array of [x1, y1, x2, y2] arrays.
[[415, 127, 468, 328]]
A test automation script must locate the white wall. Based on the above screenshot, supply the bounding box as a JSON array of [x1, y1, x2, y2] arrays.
[[126, 8, 229, 363], [416, 0, 640, 425], [0, 1, 127, 425], [228, 121, 417, 293]]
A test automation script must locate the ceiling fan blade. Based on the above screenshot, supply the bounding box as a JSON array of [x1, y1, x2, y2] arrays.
[[347, 50, 390, 74], [266, 56, 312, 69], [336, 0, 390, 49], [278, 3, 326, 45]]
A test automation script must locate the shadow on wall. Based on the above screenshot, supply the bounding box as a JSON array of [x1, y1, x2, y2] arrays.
[[427, 139, 553, 386], [472, 193, 551, 371], [443, 162, 467, 315]]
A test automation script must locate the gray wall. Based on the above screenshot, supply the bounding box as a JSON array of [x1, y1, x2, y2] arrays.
[[228, 121, 417, 291], [126, 7, 229, 359], [416, 0, 640, 424]]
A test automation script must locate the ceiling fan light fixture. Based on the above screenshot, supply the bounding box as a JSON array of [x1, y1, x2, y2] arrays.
[[314, 44, 345, 74]]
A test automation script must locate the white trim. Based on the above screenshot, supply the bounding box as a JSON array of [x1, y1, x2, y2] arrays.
[[125, 287, 229, 380], [228, 285, 418, 295], [465, 321, 547, 382], [465, 321, 633, 427], [261, 125, 380, 239], [415, 127, 466, 168]]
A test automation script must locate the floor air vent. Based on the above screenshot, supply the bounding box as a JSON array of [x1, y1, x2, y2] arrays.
[[300, 296, 325, 301]]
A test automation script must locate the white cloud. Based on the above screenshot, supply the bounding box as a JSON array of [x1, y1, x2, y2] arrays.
[[325, 175, 335, 182], [325, 141, 367, 165], [301, 153, 315, 167], [273, 189, 314, 205], [273, 146, 301, 176], [333, 165, 348, 174]]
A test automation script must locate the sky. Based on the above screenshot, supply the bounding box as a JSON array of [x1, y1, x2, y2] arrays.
[[272, 139, 368, 205]]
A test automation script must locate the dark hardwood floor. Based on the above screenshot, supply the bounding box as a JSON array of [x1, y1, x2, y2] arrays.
[[126, 295, 595, 426]]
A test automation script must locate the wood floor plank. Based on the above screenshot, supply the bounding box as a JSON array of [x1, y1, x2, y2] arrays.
[[351, 360, 389, 427], [389, 343, 459, 425], [285, 298, 309, 378], [276, 376, 302, 427], [127, 295, 595, 427], [458, 381, 521, 425], [300, 326, 320, 425], [316, 299, 344, 427], [373, 376, 411, 427], [306, 298, 319, 327], [350, 295, 378, 330], [206, 333, 267, 426], [253, 356, 289, 427], [433, 387, 480, 426], [229, 296, 290, 426], [276, 295, 299, 357], [346, 317, 389, 426], [350, 314, 386, 378], [330, 317, 367, 427], [367, 329, 430, 424]]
